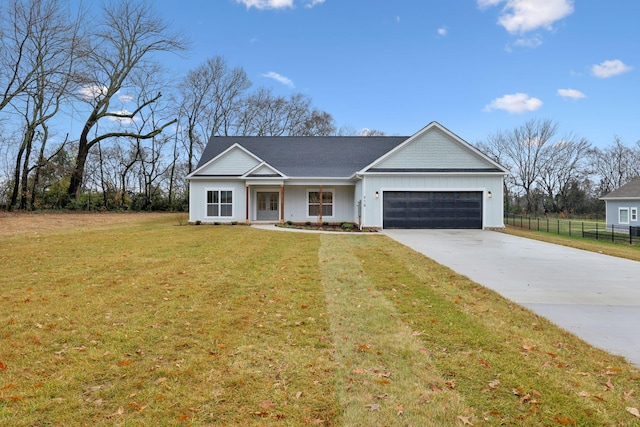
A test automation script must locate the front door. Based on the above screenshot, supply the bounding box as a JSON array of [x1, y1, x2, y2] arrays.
[[257, 192, 279, 221]]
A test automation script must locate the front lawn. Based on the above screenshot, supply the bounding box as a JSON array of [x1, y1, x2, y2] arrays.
[[1, 214, 639, 425]]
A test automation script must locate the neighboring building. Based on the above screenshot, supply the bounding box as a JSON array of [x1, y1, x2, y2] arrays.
[[600, 176, 640, 226], [187, 121, 508, 229]]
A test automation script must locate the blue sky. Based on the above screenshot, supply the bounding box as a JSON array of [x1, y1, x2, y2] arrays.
[[155, 0, 637, 147]]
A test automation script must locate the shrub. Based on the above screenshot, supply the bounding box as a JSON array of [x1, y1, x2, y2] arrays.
[[322, 222, 329, 226], [341, 222, 354, 230], [305, 221, 311, 226], [286, 220, 293, 226], [231, 221, 238, 225], [195, 220, 201, 225]]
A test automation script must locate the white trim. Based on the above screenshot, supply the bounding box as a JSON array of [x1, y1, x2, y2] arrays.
[[378, 187, 487, 229], [358, 121, 509, 175], [306, 188, 335, 220], [619, 207, 630, 225], [242, 161, 288, 179], [205, 188, 235, 219], [187, 143, 263, 179]]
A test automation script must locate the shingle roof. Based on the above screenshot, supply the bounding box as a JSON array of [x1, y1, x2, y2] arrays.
[[601, 176, 640, 199], [195, 136, 408, 177]]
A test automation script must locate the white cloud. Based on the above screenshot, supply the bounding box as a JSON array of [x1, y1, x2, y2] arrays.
[[478, 0, 574, 34], [118, 94, 133, 102], [557, 88, 586, 99], [305, 0, 325, 8], [483, 93, 543, 114], [79, 84, 108, 100], [262, 71, 294, 88], [107, 110, 137, 125], [236, 0, 293, 10], [591, 59, 632, 78], [512, 34, 542, 48], [437, 27, 448, 36]]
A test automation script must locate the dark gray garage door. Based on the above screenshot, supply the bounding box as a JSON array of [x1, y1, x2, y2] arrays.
[[383, 191, 483, 229]]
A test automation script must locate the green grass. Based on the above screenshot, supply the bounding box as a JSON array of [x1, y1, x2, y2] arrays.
[[1, 214, 640, 426]]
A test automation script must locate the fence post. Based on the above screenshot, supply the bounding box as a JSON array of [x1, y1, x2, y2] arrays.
[[557, 219, 560, 234], [520, 215, 523, 228], [581, 221, 584, 237], [569, 221, 571, 236], [546, 218, 549, 233], [537, 217, 540, 231], [528, 217, 531, 230], [611, 224, 614, 242], [595, 223, 598, 240], [631, 226, 633, 245]]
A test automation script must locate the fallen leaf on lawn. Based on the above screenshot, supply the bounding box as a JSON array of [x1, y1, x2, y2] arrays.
[[553, 416, 575, 424], [259, 399, 276, 409], [604, 379, 614, 391], [395, 404, 404, 416], [376, 393, 388, 399], [295, 391, 302, 400], [364, 403, 380, 411], [626, 407, 640, 418], [457, 415, 474, 425], [412, 330, 424, 336], [357, 344, 370, 352], [578, 391, 590, 397], [0, 361, 7, 371], [624, 389, 635, 400], [488, 379, 500, 389]]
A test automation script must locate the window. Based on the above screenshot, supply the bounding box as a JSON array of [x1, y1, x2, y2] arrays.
[[619, 207, 629, 224], [308, 190, 334, 217], [632, 208, 638, 222], [207, 190, 233, 217]]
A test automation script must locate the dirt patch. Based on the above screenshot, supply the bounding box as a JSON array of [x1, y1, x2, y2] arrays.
[[0, 211, 174, 237]]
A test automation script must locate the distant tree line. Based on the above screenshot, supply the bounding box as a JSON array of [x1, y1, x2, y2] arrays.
[[476, 118, 640, 217], [0, 1, 638, 215], [0, 0, 342, 212]]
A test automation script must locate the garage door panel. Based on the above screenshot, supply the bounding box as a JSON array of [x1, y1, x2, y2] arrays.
[[383, 191, 482, 229]]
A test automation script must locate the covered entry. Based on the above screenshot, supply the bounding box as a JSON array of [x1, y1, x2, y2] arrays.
[[256, 192, 279, 221], [383, 191, 483, 229]]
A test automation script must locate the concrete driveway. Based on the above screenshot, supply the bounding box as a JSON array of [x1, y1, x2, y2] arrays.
[[383, 229, 640, 367]]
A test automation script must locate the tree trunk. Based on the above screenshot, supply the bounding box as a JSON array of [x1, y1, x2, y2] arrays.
[[8, 145, 26, 211]]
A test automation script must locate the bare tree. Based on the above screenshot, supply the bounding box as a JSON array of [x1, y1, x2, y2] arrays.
[[5, 0, 80, 210], [178, 56, 250, 172], [537, 135, 591, 213], [590, 136, 640, 196], [478, 119, 559, 213], [66, 0, 188, 200], [236, 88, 334, 136]]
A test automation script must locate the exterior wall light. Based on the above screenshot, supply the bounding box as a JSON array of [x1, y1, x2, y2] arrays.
[[487, 191, 493, 199], [375, 191, 380, 199]]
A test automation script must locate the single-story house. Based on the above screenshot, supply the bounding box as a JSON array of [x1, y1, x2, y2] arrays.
[[600, 176, 640, 226], [187, 121, 508, 229]]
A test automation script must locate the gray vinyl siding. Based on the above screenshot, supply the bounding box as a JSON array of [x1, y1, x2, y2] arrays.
[[282, 185, 355, 223], [376, 127, 490, 170], [361, 174, 504, 229], [605, 200, 640, 226], [189, 180, 247, 223], [197, 148, 260, 176]]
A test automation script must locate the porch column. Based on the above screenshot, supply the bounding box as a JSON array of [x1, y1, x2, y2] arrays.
[[279, 184, 285, 223], [318, 185, 323, 223], [245, 184, 250, 224]]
